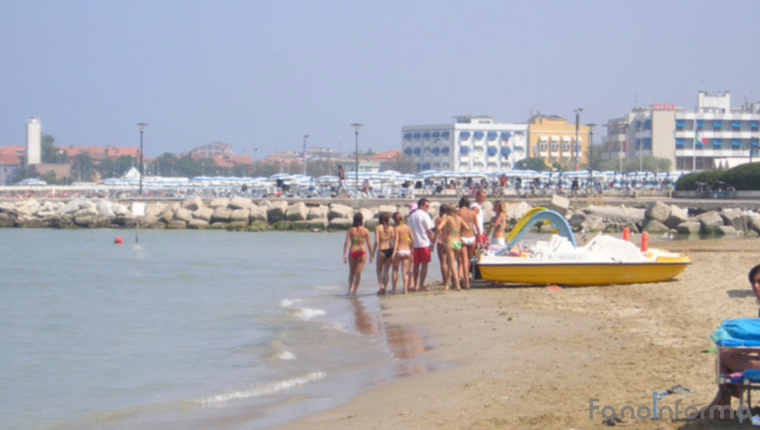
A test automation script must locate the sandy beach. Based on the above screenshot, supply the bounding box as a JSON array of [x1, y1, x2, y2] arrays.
[[277, 237, 760, 430]]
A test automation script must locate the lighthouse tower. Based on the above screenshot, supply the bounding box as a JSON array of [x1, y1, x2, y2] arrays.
[[26, 118, 41, 166]]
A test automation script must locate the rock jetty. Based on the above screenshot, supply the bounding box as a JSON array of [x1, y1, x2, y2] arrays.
[[1, 197, 760, 237]]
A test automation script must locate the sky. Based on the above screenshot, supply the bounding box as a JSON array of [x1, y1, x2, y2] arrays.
[[1, 0, 758, 158]]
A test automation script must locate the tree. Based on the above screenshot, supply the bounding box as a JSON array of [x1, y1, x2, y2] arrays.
[[515, 157, 549, 171], [384, 154, 415, 173], [71, 152, 96, 182], [41, 134, 68, 164]]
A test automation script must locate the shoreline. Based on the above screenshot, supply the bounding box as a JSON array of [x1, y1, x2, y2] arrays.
[[274, 237, 760, 430]]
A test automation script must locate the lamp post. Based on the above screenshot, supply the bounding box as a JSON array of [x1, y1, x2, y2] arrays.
[[587, 123, 596, 187], [574, 108, 584, 171], [351, 123, 363, 196], [136, 122, 148, 196], [302, 135, 309, 176]]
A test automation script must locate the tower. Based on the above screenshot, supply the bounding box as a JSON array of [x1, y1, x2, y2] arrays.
[[26, 117, 41, 166]]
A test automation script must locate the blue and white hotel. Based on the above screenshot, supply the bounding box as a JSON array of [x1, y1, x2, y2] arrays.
[[401, 116, 528, 173]]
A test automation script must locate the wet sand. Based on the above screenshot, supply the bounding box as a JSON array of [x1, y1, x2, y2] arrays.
[[277, 237, 760, 430]]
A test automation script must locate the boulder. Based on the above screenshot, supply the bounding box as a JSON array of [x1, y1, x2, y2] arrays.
[[230, 208, 250, 223], [144, 203, 165, 223], [506, 201, 533, 222], [73, 207, 99, 227], [643, 220, 669, 234], [173, 207, 193, 223], [159, 204, 179, 224], [676, 221, 701, 235], [286, 202, 308, 221], [328, 204, 353, 221], [547, 194, 570, 215], [209, 197, 230, 208], [357, 208, 375, 225], [721, 208, 748, 231], [664, 205, 689, 229], [715, 225, 738, 236], [229, 196, 253, 210], [59, 199, 90, 215], [0, 212, 15, 227], [697, 211, 724, 235], [645, 200, 670, 223], [580, 215, 605, 232], [211, 207, 232, 223], [748, 212, 760, 233], [182, 196, 204, 211], [329, 218, 353, 230], [583, 205, 646, 225], [568, 212, 586, 230], [307, 205, 328, 221], [187, 219, 209, 229], [112, 203, 130, 216], [249, 205, 268, 222], [267, 201, 289, 223], [96, 200, 115, 217], [192, 207, 214, 222], [166, 221, 187, 229], [377, 205, 397, 216]]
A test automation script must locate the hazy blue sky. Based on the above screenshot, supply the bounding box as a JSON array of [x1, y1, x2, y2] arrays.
[[1, 0, 757, 157]]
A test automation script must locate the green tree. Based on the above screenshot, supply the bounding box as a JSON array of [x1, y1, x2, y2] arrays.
[[515, 157, 549, 171], [72, 152, 96, 182], [41, 134, 68, 164], [384, 154, 415, 173]]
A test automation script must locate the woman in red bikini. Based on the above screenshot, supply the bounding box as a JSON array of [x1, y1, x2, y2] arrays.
[[343, 212, 373, 295]]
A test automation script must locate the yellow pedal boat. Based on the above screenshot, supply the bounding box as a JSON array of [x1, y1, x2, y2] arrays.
[[476, 208, 691, 286]]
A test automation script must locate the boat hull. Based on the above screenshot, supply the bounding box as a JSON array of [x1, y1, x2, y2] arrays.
[[477, 261, 690, 286]]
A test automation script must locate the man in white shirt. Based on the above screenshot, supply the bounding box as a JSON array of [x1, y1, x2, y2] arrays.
[[408, 198, 434, 291]]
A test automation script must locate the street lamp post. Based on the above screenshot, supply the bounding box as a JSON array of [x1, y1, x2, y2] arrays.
[[351, 123, 363, 196], [136, 122, 148, 196], [574, 108, 584, 171], [302, 135, 309, 176], [587, 123, 596, 187]]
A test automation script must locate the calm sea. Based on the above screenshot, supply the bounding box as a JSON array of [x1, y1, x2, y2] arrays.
[[0, 229, 437, 430]]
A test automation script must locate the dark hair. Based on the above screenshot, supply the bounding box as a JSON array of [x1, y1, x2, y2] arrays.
[[353, 212, 364, 227], [749, 264, 760, 284], [459, 196, 470, 208], [393, 211, 403, 225], [417, 197, 429, 208], [379, 212, 390, 226]]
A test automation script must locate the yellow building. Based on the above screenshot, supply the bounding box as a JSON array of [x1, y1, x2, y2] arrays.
[[527, 115, 590, 169]]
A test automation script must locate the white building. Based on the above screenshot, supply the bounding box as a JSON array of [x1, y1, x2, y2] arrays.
[[26, 117, 41, 166], [606, 91, 760, 171], [401, 116, 528, 173]]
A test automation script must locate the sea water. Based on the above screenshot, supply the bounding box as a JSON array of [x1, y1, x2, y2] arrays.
[[0, 229, 437, 430]]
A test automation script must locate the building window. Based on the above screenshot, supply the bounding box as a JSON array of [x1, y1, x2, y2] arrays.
[[540, 142, 547, 150]]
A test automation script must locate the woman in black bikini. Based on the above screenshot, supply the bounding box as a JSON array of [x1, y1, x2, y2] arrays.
[[373, 212, 395, 294]]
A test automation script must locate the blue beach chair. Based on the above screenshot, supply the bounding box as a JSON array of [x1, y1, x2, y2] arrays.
[[711, 318, 760, 422]]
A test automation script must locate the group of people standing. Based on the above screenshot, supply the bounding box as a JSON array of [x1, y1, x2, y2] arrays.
[[343, 190, 508, 295]]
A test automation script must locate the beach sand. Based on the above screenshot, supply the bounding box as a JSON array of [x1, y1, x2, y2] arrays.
[[276, 237, 760, 430]]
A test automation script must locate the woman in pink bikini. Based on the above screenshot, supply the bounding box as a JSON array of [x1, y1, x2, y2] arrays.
[[343, 212, 373, 295]]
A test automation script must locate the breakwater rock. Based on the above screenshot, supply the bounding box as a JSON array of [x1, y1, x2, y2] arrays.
[[2, 197, 760, 237]]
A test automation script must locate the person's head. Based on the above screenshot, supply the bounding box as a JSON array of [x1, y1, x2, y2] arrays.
[[417, 198, 430, 212], [379, 212, 390, 226], [476, 190, 486, 204], [459, 196, 470, 209], [353, 212, 364, 227], [439, 205, 446, 217], [749, 264, 760, 300], [495, 200, 506, 214], [393, 211, 403, 225]]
